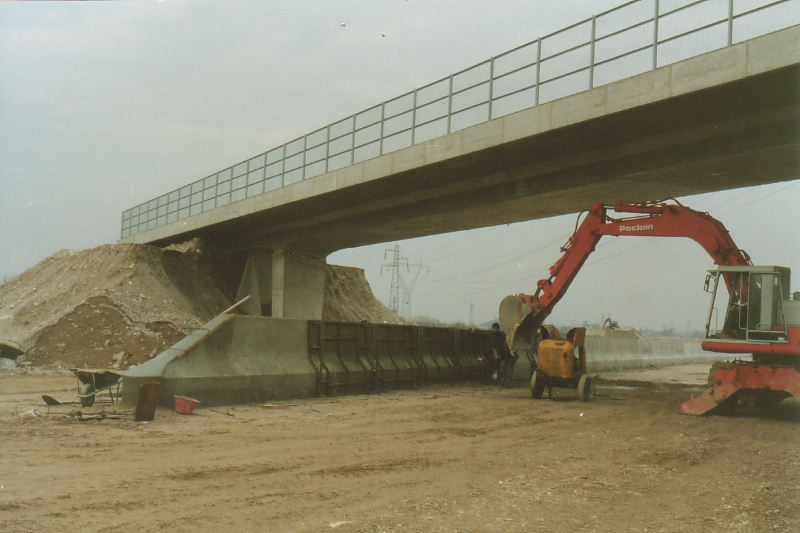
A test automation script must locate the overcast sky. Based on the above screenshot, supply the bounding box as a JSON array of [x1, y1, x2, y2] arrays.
[[1, 1, 798, 331]]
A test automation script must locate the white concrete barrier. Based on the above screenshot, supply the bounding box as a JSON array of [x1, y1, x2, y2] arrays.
[[513, 336, 735, 379]]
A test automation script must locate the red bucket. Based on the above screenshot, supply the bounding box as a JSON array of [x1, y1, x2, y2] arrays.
[[174, 395, 200, 415]]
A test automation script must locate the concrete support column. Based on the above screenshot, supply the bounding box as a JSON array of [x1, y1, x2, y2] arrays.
[[271, 249, 326, 320], [235, 248, 273, 316]]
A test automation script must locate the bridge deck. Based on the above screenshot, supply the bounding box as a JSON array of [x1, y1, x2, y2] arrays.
[[120, 13, 800, 258]]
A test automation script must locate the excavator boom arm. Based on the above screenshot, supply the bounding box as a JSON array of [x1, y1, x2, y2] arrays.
[[501, 199, 751, 350]]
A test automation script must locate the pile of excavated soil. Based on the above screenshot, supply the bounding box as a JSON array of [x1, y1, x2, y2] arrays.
[[0, 242, 406, 370], [0, 243, 231, 369], [585, 326, 646, 339], [322, 265, 411, 325]]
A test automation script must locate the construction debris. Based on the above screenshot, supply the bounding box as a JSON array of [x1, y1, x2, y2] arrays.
[[18, 408, 41, 419]]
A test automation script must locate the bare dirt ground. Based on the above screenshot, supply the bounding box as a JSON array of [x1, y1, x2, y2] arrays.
[[1, 365, 798, 533]]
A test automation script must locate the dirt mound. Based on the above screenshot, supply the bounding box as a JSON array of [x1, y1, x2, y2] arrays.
[[322, 265, 410, 325], [0, 242, 406, 369], [586, 326, 646, 340], [0, 243, 231, 368]]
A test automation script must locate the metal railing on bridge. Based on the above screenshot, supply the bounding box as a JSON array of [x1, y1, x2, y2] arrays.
[[122, 0, 799, 239]]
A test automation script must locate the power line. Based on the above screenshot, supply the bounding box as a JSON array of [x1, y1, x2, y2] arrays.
[[400, 262, 429, 316], [423, 230, 571, 283]]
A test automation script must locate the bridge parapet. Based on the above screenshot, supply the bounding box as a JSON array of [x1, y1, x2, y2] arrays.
[[121, 0, 800, 241]]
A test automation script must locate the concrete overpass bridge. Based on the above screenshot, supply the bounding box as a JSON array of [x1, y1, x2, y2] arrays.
[[120, 0, 800, 320]]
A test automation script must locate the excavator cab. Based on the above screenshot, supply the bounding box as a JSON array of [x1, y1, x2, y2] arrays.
[[680, 265, 800, 415], [703, 266, 794, 351]]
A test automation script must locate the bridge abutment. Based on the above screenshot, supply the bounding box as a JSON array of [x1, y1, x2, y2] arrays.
[[271, 250, 326, 320], [235, 247, 326, 320]]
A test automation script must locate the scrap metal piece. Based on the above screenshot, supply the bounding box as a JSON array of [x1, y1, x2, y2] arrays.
[[135, 381, 159, 422], [0, 339, 25, 361]]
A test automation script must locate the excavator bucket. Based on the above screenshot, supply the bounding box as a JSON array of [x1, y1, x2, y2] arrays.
[[499, 295, 549, 351]]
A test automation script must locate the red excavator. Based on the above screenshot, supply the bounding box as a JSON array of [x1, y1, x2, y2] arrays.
[[499, 199, 800, 415]]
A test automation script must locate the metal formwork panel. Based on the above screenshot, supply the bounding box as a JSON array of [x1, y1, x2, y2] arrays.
[[306, 321, 328, 395], [419, 327, 457, 382], [370, 324, 418, 390], [325, 322, 371, 395], [308, 321, 372, 396], [453, 329, 484, 380], [309, 321, 494, 396]]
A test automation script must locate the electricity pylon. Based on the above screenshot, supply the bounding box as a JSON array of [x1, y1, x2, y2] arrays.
[[382, 245, 427, 316], [382, 245, 407, 314]]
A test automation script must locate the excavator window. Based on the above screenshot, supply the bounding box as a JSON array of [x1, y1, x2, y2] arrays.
[[717, 272, 747, 339], [747, 273, 787, 340], [707, 269, 790, 343]]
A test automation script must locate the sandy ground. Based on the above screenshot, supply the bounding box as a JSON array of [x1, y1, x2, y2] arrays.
[[1, 365, 798, 533]]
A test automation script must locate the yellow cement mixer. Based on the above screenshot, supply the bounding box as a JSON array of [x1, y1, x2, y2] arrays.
[[531, 326, 592, 402]]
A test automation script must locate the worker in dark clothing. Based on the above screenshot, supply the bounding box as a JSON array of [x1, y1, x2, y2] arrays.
[[501, 347, 519, 389], [481, 322, 509, 384]]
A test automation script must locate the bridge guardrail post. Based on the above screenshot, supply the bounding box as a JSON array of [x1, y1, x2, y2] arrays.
[[653, 0, 660, 70], [411, 89, 417, 145], [728, 0, 734, 46], [325, 124, 330, 173], [302, 134, 308, 180], [488, 57, 495, 121], [589, 15, 596, 89], [280, 143, 287, 187], [379, 102, 385, 155], [447, 74, 454, 133], [535, 37, 541, 106], [350, 114, 356, 165]]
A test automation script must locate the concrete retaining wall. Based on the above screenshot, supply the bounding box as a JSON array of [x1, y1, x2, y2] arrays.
[[513, 336, 735, 379], [123, 316, 317, 407], [585, 336, 731, 372], [123, 316, 490, 407]]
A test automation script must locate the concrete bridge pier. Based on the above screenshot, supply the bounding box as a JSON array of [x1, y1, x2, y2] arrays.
[[235, 246, 326, 320]]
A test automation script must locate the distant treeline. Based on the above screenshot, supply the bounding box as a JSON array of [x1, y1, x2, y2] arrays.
[[409, 316, 705, 339]]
